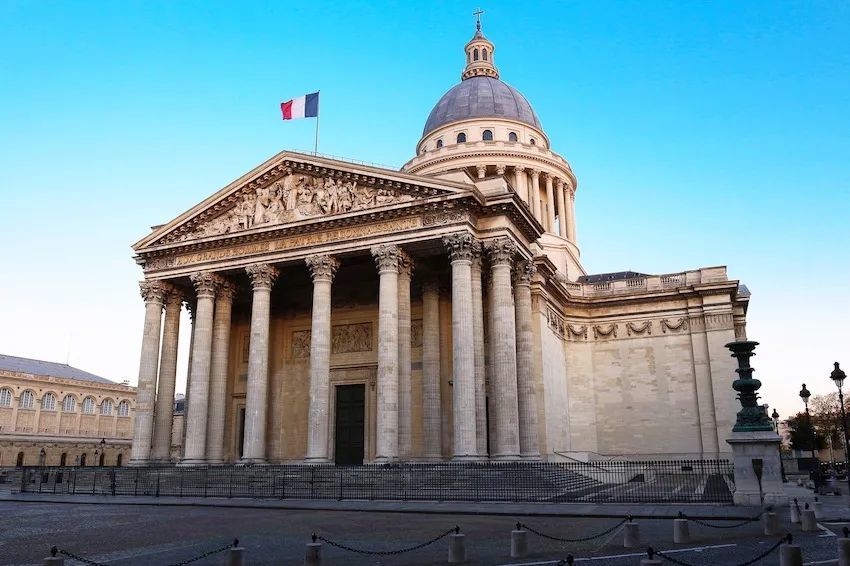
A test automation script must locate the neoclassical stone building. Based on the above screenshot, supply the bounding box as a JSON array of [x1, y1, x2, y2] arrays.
[[0, 354, 136, 467], [130, 24, 749, 466]]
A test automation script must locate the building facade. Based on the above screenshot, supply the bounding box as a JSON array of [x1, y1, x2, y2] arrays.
[[129, 24, 749, 466], [0, 355, 136, 467]]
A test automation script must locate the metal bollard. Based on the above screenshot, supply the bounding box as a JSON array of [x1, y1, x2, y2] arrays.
[[780, 536, 803, 566], [764, 512, 780, 536], [448, 526, 466, 564], [305, 534, 322, 566], [624, 516, 640, 548], [641, 548, 662, 565], [510, 523, 528, 558], [839, 528, 850, 566], [673, 513, 691, 544], [43, 547, 63, 566], [813, 497, 824, 520], [790, 498, 801, 524], [801, 504, 818, 532], [227, 548, 245, 566]]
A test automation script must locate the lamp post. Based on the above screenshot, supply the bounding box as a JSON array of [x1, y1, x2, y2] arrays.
[[829, 362, 850, 496], [772, 408, 787, 482], [801, 383, 821, 492]]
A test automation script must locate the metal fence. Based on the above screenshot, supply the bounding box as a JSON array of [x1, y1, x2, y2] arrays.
[[14, 460, 734, 504]]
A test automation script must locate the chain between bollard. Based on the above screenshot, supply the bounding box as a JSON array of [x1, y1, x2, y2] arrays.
[[54, 538, 238, 566], [55, 549, 109, 566], [682, 508, 766, 529], [650, 533, 787, 566], [519, 517, 628, 543], [315, 526, 457, 556], [556, 554, 576, 565]]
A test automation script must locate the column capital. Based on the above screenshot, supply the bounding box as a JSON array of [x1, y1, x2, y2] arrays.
[[514, 165, 526, 174], [544, 172, 554, 184], [371, 244, 401, 272], [164, 287, 184, 311], [306, 254, 340, 282], [555, 177, 565, 189], [495, 164, 506, 176], [398, 249, 414, 278], [139, 280, 170, 305], [486, 237, 518, 266], [529, 168, 541, 180], [246, 264, 279, 290], [216, 280, 237, 303], [513, 259, 536, 286], [190, 272, 223, 298], [443, 232, 480, 263], [476, 164, 487, 179]]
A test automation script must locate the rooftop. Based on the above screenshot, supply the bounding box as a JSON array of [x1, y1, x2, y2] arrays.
[[0, 354, 118, 385], [577, 271, 651, 284]]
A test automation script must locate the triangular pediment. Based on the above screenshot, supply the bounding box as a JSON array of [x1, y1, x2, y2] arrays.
[[134, 150, 474, 250]]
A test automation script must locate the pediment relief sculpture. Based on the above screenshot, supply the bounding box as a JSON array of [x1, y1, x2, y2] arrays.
[[176, 173, 417, 243]]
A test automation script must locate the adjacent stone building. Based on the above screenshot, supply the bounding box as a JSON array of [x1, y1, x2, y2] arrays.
[[129, 23, 749, 466], [0, 354, 136, 466]]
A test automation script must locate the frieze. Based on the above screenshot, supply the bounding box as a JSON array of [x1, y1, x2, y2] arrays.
[[292, 322, 374, 359], [546, 308, 566, 338], [592, 324, 618, 340], [705, 313, 734, 331], [661, 318, 689, 333], [423, 210, 467, 226], [143, 217, 422, 271], [626, 321, 652, 336], [567, 324, 588, 340], [176, 173, 417, 242]]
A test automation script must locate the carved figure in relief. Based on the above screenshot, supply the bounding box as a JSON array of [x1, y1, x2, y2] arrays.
[[332, 323, 372, 354]]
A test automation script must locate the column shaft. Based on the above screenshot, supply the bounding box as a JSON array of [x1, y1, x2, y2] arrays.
[[514, 262, 540, 458], [206, 283, 234, 463], [397, 253, 413, 459], [556, 179, 568, 238], [487, 238, 521, 459], [372, 245, 400, 462], [471, 252, 488, 457], [568, 188, 577, 241], [530, 171, 542, 224], [545, 174, 556, 233], [129, 281, 167, 465], [182, 273, 218, 464], [305, 255, 339, 462], [421, 279, 442, 460], [241, 264, 279, 463], [443, 233, 478, 459], [151, 291, 182, 462], [514, 167, 527, 203]]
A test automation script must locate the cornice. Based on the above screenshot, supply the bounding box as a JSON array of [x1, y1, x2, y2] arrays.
[[0, 371, 136, 393], [408, 149, 577, 187]]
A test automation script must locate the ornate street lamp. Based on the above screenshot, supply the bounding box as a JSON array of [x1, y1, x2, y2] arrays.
[[829, 362, 850, 495], [800, 383, 820, 491]]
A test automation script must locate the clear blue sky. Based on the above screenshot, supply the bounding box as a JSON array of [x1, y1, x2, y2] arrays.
[[1, 1, 847, 419]]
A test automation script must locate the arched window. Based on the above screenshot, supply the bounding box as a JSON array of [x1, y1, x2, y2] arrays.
[[42, 393, 56, 411], [117, 453, 123, 467], [16, 452, 24, 467], [482, 130, 494, 141], [82, 397, 95, 414], [529, 138, 536, 145], [20, 390, 34, 409], [79, 453, 87, 466], [482, 48, 488, 61], [117, 400, 130, 417], [467, 51, 471, 63], [62, 395, 76, 412], [436, 139, 443, 149], [0, 388, 11, 407], [101, 399, 113, 415], [60, 453, 67, 466], [456, 133, 466, 143], [508, 132, 518, 142], [473, 48, 479, 61]]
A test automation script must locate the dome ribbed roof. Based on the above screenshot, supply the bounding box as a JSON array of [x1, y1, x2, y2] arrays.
[[422, 76, 542, 137]]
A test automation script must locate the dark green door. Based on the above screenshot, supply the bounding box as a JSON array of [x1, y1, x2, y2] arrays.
[[334, 384, 365, 465]]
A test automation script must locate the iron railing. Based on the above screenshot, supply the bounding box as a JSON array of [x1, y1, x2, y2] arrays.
[[12, 460, 734, 503]]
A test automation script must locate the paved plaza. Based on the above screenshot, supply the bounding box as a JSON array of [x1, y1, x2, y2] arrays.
[[1, 499, 848, 565]]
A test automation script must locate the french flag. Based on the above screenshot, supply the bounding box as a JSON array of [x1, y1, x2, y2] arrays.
[[281, 92, 319, 120]]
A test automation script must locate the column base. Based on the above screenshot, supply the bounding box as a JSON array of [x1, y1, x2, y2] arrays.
[[128, 459, 153, 467], [520, 454, 541, 460], [491, 453, 522, 461], [205, 459, 225, 465], [303, 457, 332, 464], [452, 454, 480, 462], [237, 458, 268, 465], [373, 456, 399, 464], [178, 459, 209, 467]]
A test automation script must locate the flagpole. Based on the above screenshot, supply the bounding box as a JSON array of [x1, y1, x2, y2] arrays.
[[313, 90, 320, 155]]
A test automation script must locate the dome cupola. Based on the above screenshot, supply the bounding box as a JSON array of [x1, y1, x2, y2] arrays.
[[462, 11, 499, 80]]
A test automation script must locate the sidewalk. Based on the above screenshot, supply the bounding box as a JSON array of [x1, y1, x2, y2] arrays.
[[2, 491, 763, 520], [784, 482, 850, 522]]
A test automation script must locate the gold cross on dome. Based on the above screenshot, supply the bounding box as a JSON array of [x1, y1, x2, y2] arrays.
[[473, 8, 484, 31]]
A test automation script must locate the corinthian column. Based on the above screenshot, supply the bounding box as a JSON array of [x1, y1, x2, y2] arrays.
[[182, 272, 220, 465], [486, 237, 521, 459], [397, 251, 413, 460], [443, 232, 478, 460], [530, 169, 542, 223], [305, 254, 340, 463], [421, 278, 442, 460], [371, 244, 401, 462], [151, 288, 182, 462], [514, 260, 540, 458], [130, 280, 168, 465], [514, 166, 527, 203], [556, 178, 568, 239], [205, 281, 235, 463], [545, 174, 556, 233], [470, 245, 488, 457], [240, 263, 279, 463], [568, 186, 578, 242]]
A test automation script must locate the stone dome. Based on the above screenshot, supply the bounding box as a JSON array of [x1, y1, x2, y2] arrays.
[[422, 76, 542, 137]]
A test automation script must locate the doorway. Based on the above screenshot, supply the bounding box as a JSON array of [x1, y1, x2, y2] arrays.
[[334, 384, 365, 465]]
